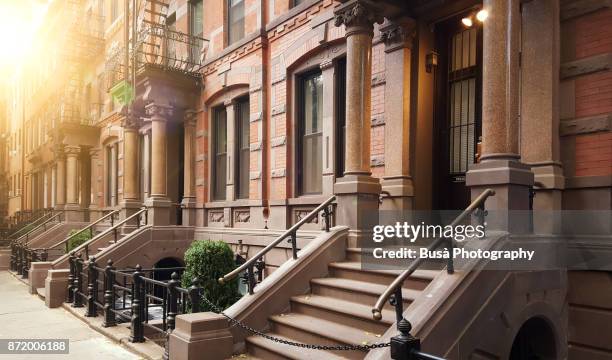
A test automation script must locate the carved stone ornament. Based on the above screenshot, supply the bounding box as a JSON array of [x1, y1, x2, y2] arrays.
[[234, 210, 251, 223], [184, 110, 198, 128], [145, 103, 174, 119], [380, 19, 417, 49], [334, 1, 384, 30], [121, 114, 141, 130], [295, 210, 319, 224], [208, 211, 224, 223]]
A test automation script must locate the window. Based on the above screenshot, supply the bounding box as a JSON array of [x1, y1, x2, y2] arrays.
[[212, 107, 227, 200], [335, 58, 346, 178], [297, 71, 323, 195], [235, 97, 250, 199], [111, 0, 119, 22], [190, 1, 203, 61], [292, 0, 304, 8], [227, 0, 245, 45]]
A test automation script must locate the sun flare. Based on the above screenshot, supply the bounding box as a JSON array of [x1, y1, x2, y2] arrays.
[[0, 0, 49, 68]]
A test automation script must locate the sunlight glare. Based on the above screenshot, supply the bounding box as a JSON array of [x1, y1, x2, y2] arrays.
[[0, 0, 49, 68]]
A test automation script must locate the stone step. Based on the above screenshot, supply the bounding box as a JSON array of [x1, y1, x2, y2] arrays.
[[245, 332, 345, 360], [328, 261, 436, 290], [290, 294, 393, 335], [270, 312, 384, 359], [310, 277, 419, 310], [36, 287, 45, 300]]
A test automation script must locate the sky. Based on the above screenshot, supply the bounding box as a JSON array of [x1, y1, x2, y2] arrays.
[[0, 0, 50, 82]]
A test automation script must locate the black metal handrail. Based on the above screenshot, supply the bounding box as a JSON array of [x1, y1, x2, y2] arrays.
[[372, 189, 496, 321], [65, 208, 149, 259], [7, 209, 52, 239], [11, 210, 60, 243], [66, 256, 197, 359], [218, 195, 336, 293], [38, 209, 120, 254]]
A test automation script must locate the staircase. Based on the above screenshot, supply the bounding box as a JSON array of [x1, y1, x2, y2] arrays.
[[241, 247, 439, 360]]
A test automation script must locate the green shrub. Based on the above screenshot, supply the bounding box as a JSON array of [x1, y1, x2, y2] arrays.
[[67, 229, 93, 251], [181, 240, 241, 312]]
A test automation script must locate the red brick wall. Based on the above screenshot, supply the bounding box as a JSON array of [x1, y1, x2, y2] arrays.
[[575, 132, 612, 176], [569, 8, 612, 177]]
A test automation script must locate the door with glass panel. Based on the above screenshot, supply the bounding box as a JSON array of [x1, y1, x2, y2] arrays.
[[297, 70, 323, 195], [435, 16, 482, 210]]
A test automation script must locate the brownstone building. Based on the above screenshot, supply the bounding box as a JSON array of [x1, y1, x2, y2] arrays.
[[1, 0, 611, 359]]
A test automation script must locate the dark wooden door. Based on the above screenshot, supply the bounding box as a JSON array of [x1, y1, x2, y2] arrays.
[[434, 16, 482, 210]]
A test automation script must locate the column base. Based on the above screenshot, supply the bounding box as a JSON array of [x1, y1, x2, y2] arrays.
[[121, 200, 144, 228], [381, 176, 414, 211], [144, 197, 171, 226], [63, 204, 85, 222], [334, 174, 381, 248], [181, 197, 197, 226], [466, 157, 534, 234]]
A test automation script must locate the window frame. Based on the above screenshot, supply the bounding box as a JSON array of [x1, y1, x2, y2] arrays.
[[226, 0, 245, 46], [296, 69, 324, 196], [212, 106, 228, 201], [234, 96, 250, 200]]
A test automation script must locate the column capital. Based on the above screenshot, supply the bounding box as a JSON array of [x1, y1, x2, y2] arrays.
[[121, 114, 142, 130], [184, 109, 198, 128], [145, 103, 174, 120], [89, 147, 101, 158], [380, 17, 416, 52], [319, 59, 334, 71], [64, 145, 80, 156], [52, 145, 65, 159], [334, 0, 384, 36]]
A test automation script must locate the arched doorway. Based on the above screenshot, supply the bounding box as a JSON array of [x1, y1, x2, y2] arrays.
[[153, 257, 183, 282], [510, 317, 557, 360]]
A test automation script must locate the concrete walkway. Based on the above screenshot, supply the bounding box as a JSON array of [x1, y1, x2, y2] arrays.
[[0, 271, 141, 360]]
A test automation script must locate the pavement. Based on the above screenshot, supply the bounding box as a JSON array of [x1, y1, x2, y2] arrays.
[[0, 271, 142, 360]]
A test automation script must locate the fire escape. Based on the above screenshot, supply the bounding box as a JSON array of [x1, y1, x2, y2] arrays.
[[59, 0, 105, 125], [106, 0, 209, 104]]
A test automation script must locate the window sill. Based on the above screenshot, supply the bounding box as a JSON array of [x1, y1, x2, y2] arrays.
[[204, 199, 265, 208]]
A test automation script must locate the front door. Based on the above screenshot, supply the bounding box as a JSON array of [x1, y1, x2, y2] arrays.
[[434, 14, 482, 210]]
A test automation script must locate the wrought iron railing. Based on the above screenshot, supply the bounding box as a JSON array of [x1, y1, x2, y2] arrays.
[[219, 196, 336, 294], [67, 257, 196, 359], [10, 211, 65, 278], [372, 189, 495, 360], [106, 24, 209, 90], [28, 210, 120, 263], [65, 208, 149, 260]]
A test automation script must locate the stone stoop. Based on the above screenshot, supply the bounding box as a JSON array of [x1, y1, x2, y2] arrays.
[[240, 246, 439, 360]]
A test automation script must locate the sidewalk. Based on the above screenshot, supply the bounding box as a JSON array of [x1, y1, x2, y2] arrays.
[[0, 271, 141, 360]]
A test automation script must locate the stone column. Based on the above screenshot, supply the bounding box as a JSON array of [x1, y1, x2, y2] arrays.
[[144, 103, 173, 225], [466, 0, 534, 233], [64, 145, 84, 221], [121, 116, 142, 223], [182, 110, 197, 226], [333, 0, 384, 246], [380, 17, 416, 211], [520, 0, 563, 233], [88, 148, 102, 220], [55, 148, 66, 209]]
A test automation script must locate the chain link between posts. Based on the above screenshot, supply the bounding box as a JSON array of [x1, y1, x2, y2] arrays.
[[198, 294, 391, 352]]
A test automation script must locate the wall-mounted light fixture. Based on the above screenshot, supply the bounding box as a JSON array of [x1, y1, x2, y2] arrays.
[[461, 8, 488, 28], [426, 51, 439, 73]]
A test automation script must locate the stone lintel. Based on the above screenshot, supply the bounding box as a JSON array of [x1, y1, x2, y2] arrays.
[[560, 113, 611, 136]]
